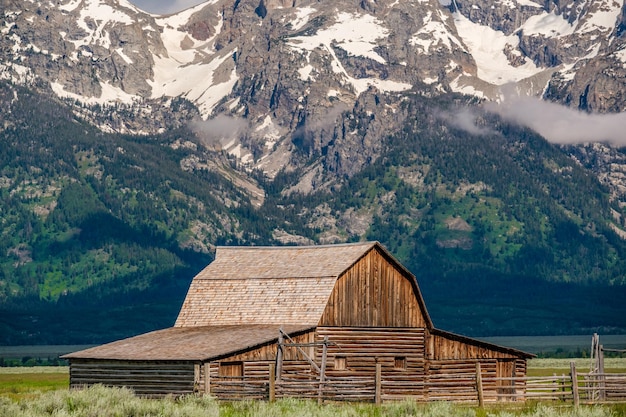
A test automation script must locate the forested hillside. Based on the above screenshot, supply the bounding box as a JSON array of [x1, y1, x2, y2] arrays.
[[1, 82, 625, 344]]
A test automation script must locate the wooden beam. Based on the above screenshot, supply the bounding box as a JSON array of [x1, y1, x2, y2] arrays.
[[476, 362, 484, 407], [318, 336, 328, 405], [279, 328, 321, 374], [599, 345, 606, 401], [570, 361, 579, 408], [204, 362, 211, 395], [269, 363, 276, 402], [375, 362, 382, 405], [277, 330, 284, 382]]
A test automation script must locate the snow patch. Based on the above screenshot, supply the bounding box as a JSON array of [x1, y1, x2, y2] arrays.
[[51, 80, 139, 105], [615, 49, 626, 66], [288, 12, 411, 95], [410, 10, 463, 53], [59, 0, 82, 12], [520, 10, 575, 37], [290, 6, 316, 31], [577, 0, 621, 35], [289, 12, 389, 64], [515, 0, 542, 7], [298, 64, 315, 81], [115, 48, 134, 64], [453, 12, 543, 85], [72, 1, 136, 50]]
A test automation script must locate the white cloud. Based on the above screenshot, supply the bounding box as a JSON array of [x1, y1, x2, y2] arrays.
[[190, 115, 249, 148], [437, 107, 495, 136], [484, 97, 626, 145]]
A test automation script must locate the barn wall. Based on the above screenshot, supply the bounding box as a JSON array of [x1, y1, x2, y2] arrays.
[[429, 333, 525, 361], [210, 330, 316, 363], [68, 360, 196, 397], [198, 330, 316, 398], [316, 327, 427, 398], [319, 248, 427, 327]]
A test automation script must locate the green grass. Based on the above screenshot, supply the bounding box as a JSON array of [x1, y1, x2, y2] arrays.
[[1, 363, 626, 416], [0, 367, 68, 401], [0, 385, 623, 417], [527, 358, 626, 377]]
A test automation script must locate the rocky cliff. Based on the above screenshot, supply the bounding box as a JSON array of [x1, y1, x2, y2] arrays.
[[2, 0, 625, 191]]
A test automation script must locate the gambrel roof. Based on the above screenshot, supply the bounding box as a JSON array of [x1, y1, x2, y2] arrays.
[[174, 242, 432, 328], [64, 242, 439, 361]]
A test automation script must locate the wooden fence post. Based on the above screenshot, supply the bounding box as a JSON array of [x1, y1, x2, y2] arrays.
[[317, 336, 328, 405], [194, 364, 200, 392], [204, 362, 211, 395], [277, 329, 284, 382], [598, 345, 606, 401], [269, 363, 276, 402], [476, 362, 484, 407], [570, 361, 579, 408], [375, 362, 382, 405]]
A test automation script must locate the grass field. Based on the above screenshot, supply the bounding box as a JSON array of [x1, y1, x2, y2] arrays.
[[0, 367, 68, 402], [527, 357, 626, 377], [1, 361, 625, 416]]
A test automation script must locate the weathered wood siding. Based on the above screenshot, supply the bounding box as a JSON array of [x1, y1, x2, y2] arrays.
[[316, 327, 427, 398], [198, 331, 316, 399], [429, 333, 524, 361], [69, 360, 196, 397], [319, 249, 427, 327]]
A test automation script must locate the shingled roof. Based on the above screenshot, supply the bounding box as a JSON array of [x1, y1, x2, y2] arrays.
[[66, 242, 434, 361], [175, 242, 386, 327], [63, 325, 312, 361]]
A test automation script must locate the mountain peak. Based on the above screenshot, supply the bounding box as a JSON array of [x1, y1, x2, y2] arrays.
[[2, 0, 625, 175]]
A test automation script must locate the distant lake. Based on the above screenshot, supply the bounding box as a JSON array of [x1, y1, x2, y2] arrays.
[[480, 334, 626, 354], [0, 345, 94, 359], [0, 335, 625, 359]]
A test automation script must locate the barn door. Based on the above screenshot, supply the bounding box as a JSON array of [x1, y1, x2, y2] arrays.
[[219, 361, 244, 380], [496, 359, 515, 401]]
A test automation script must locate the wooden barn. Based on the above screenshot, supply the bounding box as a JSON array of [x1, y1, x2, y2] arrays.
[[63, 242, 533, 402]]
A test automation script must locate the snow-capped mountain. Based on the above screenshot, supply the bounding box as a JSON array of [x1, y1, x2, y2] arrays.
[[1, 0, 625, 183], [3, 0, 626, 343]]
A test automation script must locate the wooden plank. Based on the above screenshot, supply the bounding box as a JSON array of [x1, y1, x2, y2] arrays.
[[571, 362, 579, 408], [204, 362, 211, 395], [375, 362, 382, 405], [476, 362, 484, 407]]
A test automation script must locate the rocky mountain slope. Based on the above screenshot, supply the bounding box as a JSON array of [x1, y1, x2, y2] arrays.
[[2, 0, 625, 184], [1, 0, 626, 343]]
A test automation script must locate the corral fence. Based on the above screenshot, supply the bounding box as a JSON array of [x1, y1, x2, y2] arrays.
[[205, 362, 626, 405]]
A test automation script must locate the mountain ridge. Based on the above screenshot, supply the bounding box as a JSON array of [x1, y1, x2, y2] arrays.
[[1, 0, 626, 343]]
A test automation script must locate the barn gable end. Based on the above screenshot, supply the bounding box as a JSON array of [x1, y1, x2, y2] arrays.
[[320, 245, 430, 328]]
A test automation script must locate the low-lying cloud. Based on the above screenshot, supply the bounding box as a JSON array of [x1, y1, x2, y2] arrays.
[[190, 115, 249, 149], [437, 107, 495, 136], [484, 97, 626, 146]]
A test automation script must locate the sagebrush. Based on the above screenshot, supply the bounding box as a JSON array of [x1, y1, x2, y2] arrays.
[[0, 385, 623, 417]]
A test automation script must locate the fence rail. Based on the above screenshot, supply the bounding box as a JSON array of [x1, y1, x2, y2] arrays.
[[206, 363, 626, 405]]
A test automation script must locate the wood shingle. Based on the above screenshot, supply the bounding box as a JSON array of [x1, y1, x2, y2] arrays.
[[64, 325, 312, 361], [175, 242, 380, 327]]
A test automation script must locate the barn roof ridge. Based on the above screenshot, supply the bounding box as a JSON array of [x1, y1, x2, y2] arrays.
[[195, 275, 338, 281], [215, 241, 378, 250]]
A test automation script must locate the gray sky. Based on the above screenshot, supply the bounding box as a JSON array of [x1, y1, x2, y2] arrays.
[[129, 0, 206, 14]]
